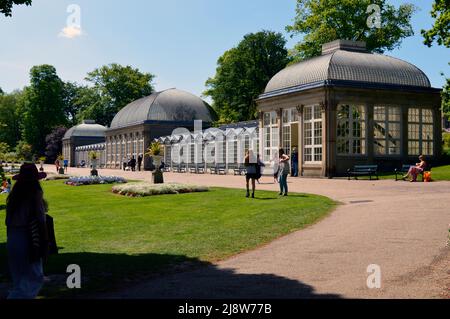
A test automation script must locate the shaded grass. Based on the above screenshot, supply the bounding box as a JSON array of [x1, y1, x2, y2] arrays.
[[0, 180, 336, 298]]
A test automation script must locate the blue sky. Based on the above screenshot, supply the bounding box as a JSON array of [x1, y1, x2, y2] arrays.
[[0, 0, 448, 100]]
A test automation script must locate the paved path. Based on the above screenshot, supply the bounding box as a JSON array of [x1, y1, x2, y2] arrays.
[[55, 166, 450, 298]]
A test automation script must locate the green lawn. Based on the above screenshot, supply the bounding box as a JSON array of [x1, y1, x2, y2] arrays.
[[0, 181, 336, 298]]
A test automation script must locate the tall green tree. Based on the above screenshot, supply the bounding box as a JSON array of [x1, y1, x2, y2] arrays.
[[22, 65, 66, 155], [62, 82, 96, 127], [0, 87, 4, 96], [422, 0, 450, 48], [1, 0, 32, 17], [0, 90, 24, 148], [286, 0, 416, 61], [205, 31, 291, 123], [83, 64, 155, 126], [422, 0, 449, 120]]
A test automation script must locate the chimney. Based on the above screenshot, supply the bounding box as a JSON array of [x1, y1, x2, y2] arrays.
[[322, 39, 367, 55]]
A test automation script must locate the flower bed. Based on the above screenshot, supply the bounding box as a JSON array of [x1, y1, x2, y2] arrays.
[[45, 173, 71, 181], [112, 182, 209, 197], [65, 176, 127, 186]]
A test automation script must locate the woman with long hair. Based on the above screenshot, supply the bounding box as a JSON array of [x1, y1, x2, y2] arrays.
[[278, 149, 290, 196], [5, 163, 48, 299]]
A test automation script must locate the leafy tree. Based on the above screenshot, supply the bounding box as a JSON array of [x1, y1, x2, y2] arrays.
[[0, 87, 4, 96], [286, 0, 416, 61], [205, 31, 291, 123], [22, 65, 67, 155], [441, 75, 450, 120], [422, 1, 449, 122], [45, 126, 67, 163], [0, 142, 10, 162], [422, 0, 449, 48], [62, 82, 85, 127], [84, 64, 155, 126], [0, 90, 24, 148], [15, 140, 33, 161], [0, 0, 31, 17]]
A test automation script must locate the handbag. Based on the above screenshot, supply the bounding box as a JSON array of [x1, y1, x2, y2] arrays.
[[46, 214, 58, 255], [29, 214, 58, 263]]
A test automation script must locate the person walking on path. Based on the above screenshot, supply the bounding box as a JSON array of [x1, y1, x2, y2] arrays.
[[129, 156, 137, 172], [291, 147, 299, 177], [137, 154, 143, 172], [271, 151, 280, 184], [244, 150, 259, 198], [54, 159, 60, 173], [123, 157, 128, 171], [278, 149, 290, 196], [63, 159, 69, 173], [5, 163, 48, 299], [255, 154, 265, 184]]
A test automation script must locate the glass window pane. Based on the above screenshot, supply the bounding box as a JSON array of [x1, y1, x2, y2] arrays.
[[263, 113, 270, 127], [422, 109, 433, 124], [408, 108, 420, 122], [304, 107, 312, 121], [374, 106, 385, 121], [422, 124, 433, 141], [374, 140, 386, 155]]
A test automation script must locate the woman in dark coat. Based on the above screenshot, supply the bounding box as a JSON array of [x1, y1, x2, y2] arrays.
[[5, 163, 48, 299]]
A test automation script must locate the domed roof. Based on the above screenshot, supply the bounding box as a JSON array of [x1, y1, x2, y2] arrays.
[[263, 40, 431, 97], [110, 89, 215, 129], [63, 120, 107, 140]]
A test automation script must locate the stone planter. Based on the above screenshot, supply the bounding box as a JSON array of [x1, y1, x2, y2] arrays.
[[91, 159, 98, 176], [152, 155, 163, 169], [91, 159, 98, 171]]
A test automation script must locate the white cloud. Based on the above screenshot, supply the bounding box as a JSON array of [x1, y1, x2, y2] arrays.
[[58, 26, 83, 39]]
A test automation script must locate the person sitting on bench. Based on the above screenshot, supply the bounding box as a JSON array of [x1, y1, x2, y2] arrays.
[[403, 155, 426, 182]]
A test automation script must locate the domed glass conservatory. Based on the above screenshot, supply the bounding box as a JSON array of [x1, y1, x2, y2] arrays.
[[62, 120, 107, 167], [105, 88, 216, 170], [256, 40, 442, 177]]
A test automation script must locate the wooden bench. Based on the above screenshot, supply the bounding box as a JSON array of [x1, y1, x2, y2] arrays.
[[395, 164, 431, 182], [210, 164, 227, 175], [188, 164, 197, 174], [172, 164, 186, 173], [189, 164, 206, 174], [347, 165, 379, 180], [233, 165, 247, 176]]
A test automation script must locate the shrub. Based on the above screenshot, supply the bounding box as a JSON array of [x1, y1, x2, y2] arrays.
[[66, 176, 127, 186], [444, 133, 450, 152], [112, 182, 209, 197]]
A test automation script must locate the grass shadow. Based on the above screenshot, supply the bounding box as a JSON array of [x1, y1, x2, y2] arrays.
[[0, 242, 341, 299]]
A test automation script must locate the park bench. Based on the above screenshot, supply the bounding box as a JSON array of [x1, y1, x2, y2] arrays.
[[188, 164, 205, 174], [172, 164, 186, 173], [196, 164, 205, 174], [179, 163, 187, 173], [188, 164, 197, 174], [347, 165, 379, 180], [395, 164, 431, 182], [210, 164, 227, 175], [233, 165, 247, 176]]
